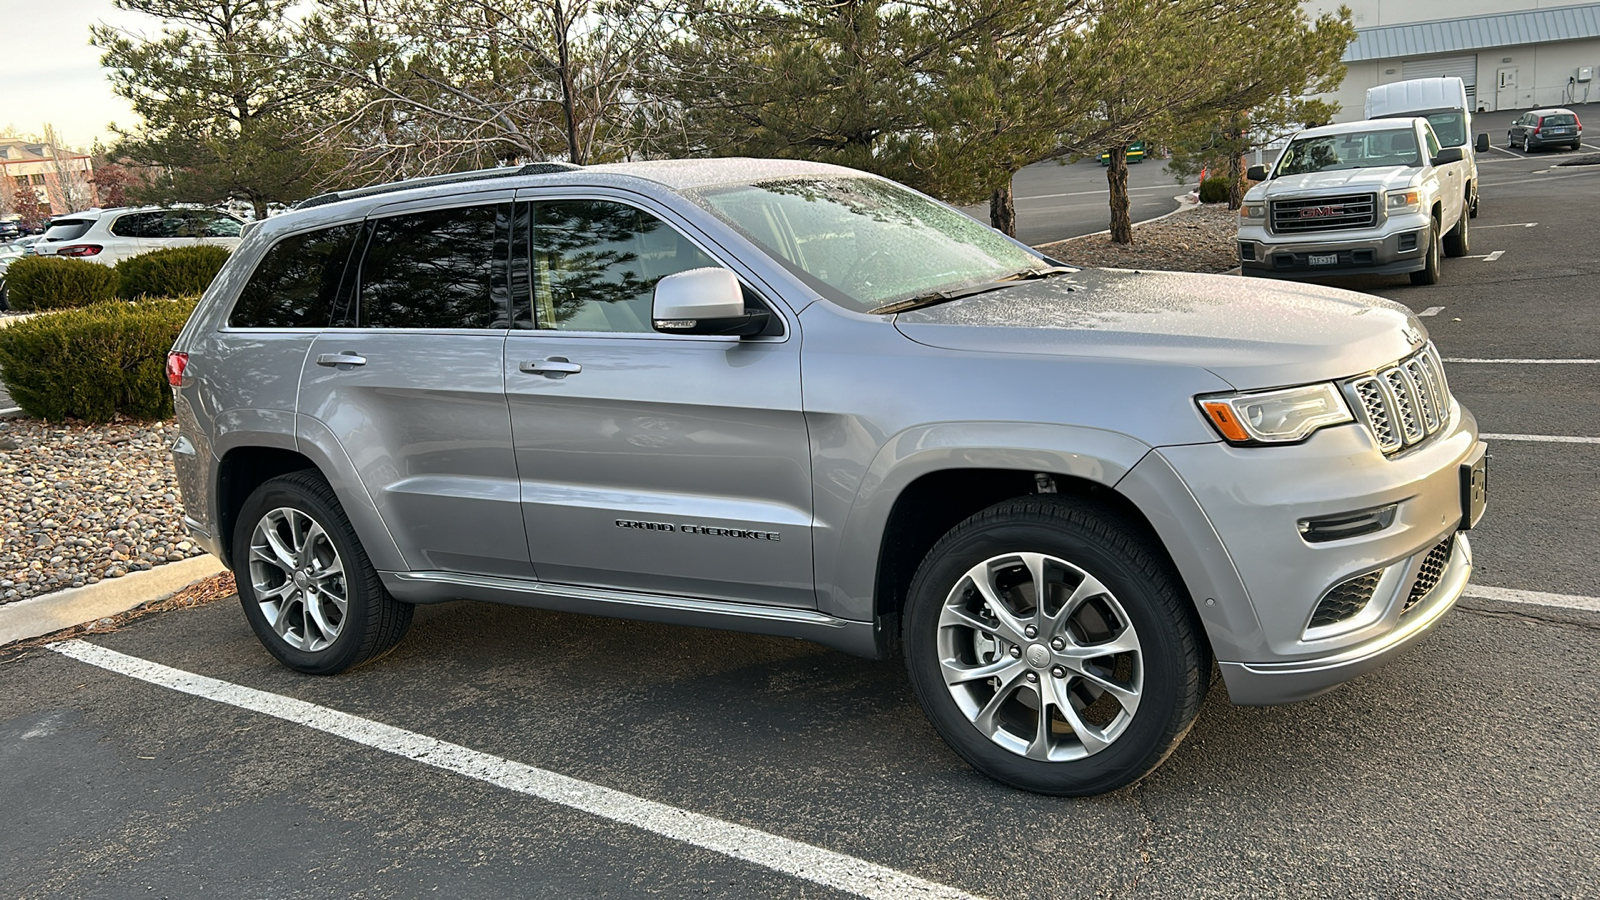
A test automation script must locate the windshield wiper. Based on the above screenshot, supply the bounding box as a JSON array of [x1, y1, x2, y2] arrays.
[[872, 267, 1073, 315]]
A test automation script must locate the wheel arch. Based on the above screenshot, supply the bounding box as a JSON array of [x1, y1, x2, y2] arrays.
[[214, 445, 321, 569]]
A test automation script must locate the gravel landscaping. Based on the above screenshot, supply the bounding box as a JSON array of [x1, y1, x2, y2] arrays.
[[0, 417, 208, 606], [1037, 202, 1239, 274]]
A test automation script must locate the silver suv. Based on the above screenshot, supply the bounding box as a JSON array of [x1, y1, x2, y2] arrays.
[[169, 160, 1488, 796]]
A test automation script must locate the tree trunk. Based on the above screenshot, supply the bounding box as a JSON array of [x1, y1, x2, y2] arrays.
[[555, 1, 582, 165], [1106, 146, 1132, 244], [1228, 152, 1245, 210], [989, 183, 1016, 236]]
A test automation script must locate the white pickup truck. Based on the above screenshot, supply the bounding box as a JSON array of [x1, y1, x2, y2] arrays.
[[1237, 118, 1468, 285], [1366, 76, 1489, 219]]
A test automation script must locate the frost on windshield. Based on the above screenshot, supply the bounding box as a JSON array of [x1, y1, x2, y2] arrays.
[[695, 177, 1046, 312], [1278, 130, 1421, 175]]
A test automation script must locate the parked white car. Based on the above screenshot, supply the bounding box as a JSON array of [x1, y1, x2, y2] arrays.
[[33, 206, 245, 266]]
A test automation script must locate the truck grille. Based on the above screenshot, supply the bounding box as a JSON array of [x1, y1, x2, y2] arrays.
[[1271, 193, 1377, 233], [1310, 570, 1382, 628], [1346, 344, 1451, 456]]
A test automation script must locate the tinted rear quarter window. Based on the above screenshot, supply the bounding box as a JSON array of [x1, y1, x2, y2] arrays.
[[229, 224, 359, 328], [109, 212, 165, 238]]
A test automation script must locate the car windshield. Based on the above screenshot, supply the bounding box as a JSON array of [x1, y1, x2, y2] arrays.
[[42, 219, 94, 242], [1276, 130, 1421, 175], [1542, 114, 1577, 127], [692, 177, 1050, 313], [1423, 112, 1466, 147]]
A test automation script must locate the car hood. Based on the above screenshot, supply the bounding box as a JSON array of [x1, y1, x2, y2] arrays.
[[893, 268, 1424, 389], [1258, 168, 1418, 196]]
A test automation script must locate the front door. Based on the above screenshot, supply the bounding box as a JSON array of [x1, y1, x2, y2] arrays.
[[503, 195, 815, 608]]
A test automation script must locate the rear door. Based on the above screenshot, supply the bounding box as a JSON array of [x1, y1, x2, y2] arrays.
[[297, 192, 530, 577], [503, 191, 814, 607]]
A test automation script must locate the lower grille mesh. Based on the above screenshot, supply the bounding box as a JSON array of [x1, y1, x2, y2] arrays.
[[1311, 571, 1383, 628], [1404, 537, 1455, 613]]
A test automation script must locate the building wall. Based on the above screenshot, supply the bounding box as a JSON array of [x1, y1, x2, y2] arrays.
[[1306, 1, 1583, 28], [1326, 38, 1600, 120]]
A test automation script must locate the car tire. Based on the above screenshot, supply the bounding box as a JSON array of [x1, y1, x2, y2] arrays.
[[233, 471, 413, 675], [1507, 132, 1515, 149], [1443, 206, 1470, 257], [1573, 142, 1583, 152], [1523, 136, 1532, 153], [1469, 184, 1479, 219], [903, 496, 1209, 796], [1410, 220, 1441, 286]]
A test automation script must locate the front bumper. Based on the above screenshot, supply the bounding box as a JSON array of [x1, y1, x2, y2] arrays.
[[1238, 213, 1430, 279], [1143, 402, 1482, 705]]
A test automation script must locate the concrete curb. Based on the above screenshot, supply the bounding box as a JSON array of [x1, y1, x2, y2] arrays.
[[0, 554, 226, 646], [1034, 192, 1204, 249], [0, 312, 42, 329]]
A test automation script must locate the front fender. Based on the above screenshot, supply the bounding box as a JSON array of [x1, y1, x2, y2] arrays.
[[814, 421, 1154, 622]]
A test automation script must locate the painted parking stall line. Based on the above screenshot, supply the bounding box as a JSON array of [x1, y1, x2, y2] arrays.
[[1443, 358, 1600, 364], [1479, 432, 1600, 444], [1464, 585, 1600, 614], [1417, 306, 1445, 317], [1473, 223, 1538, 229], [45, 640, 986, 900]]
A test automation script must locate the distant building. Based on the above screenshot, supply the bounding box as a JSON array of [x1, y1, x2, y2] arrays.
[[0, 138, 98, 216], [1304, 1, 1600, 117]]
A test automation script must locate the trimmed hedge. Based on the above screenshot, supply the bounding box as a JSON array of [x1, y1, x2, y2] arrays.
[[5, 256, 120, 311], [0, 297, 198, 423], [117, 245, 231, 300], [1198, 176, 1231, 204]]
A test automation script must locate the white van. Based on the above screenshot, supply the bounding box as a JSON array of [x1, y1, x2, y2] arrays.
[[1366, 77, 1490, 218]]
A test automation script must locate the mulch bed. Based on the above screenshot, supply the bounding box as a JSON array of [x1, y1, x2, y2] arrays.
[[1036, 203, 1239, 274]]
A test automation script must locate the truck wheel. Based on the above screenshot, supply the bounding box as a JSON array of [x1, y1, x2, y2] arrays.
[[1469, 184, 1479, 219], [1410, 222, 1441, 286], [903, 496, 1208, 796], [1443, 207, 1470, 257], [234, 471, 413, 675]]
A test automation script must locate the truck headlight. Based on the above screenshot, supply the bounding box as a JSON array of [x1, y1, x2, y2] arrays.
[[1386, 190, 1421, 213], [1239, 204, 1266, 220], [1198, 383, 1353, 444]]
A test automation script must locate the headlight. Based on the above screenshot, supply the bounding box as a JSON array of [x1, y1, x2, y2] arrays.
[[1198, 383, 1353, 444], [1239, 203, 1266, 219], [1386, 190, 1421, 212]]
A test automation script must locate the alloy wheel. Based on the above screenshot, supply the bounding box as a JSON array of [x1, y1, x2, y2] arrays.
[[248, 507, 348, 652], [936, 552, 1143, 762]]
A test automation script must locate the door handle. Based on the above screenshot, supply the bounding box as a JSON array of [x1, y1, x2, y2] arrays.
[[316, 352, 367, 367], [520, 357, 582, 378]]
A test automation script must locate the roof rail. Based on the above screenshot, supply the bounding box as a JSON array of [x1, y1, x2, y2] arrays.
[[295, 162, 583, 210]]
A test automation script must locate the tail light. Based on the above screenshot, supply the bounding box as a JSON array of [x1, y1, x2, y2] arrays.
[[57, 244, 103, 257], [166, 351, 188, 387]]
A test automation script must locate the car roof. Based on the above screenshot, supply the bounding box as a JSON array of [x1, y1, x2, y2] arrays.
[[1291, 118, 1422, 140], [1530, 108, 1577, 116]]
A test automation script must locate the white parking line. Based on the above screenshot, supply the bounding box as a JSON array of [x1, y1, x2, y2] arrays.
[[44, 640, 986, 900], [1443, 358, 1600, 364], [1417, 306, 1444, 317], [0, 406, 20, 416], [1480, 433, 1600, 444], [1464, 584, 1600, 613], [1473, 223, 1537, 228], [1483, 250, 1505, 261]]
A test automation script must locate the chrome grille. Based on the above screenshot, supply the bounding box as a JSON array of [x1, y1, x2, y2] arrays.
[[1403, 537, 1454, 613], [1346, 344, 1451, 456], [1271, 193, 1378, 233]]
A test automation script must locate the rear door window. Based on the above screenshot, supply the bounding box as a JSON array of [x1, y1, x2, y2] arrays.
[[109, 212, 164, 238], [229, 223, 360, 328], [354, 203, 509, 329]]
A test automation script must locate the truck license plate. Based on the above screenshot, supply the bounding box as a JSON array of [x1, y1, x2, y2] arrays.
[[1309, 252, 1339, 266], [1460, 443, 1489, 530]]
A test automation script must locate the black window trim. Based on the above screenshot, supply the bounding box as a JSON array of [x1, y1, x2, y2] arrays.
[[509, 188, 790, 343]]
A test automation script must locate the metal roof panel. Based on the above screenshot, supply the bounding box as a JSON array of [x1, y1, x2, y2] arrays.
[[1345, 3, 1600, 61]]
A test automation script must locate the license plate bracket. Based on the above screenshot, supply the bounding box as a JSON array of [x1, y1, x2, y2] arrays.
[[1460, 442, 1489, 530], [1308, 252, 1339, 266]]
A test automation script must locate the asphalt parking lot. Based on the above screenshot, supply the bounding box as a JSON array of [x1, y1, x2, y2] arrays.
[[4, 146, 1599, 898]]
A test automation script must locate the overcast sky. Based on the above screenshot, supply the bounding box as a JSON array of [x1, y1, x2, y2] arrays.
[[2, 0, 152, 150]]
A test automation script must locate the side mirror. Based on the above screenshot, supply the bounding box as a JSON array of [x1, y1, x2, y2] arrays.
[[1246, 165, 1267, 182], [651, 267, 769, 337], [1432, 147, 1465, 166], [1475, 133, 1490, 153]]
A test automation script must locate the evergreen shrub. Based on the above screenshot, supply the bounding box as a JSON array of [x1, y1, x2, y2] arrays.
[[0, 297, 198, 423], [5, 256, 120, 311], [117, 245, 232, 300], [1198, 176, 1231, 204]]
